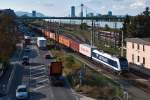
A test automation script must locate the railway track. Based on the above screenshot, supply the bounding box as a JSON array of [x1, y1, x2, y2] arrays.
[[69, 51, 150, 94]]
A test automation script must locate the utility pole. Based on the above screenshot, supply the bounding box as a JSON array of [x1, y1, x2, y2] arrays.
[[114, 22, 117, 48], [121, 31, 124, 57], [93, 21, 96, 45], [91, 20, 94, 46], [81, 4, 84, 23]]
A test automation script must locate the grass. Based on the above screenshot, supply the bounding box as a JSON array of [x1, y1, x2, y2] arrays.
[[73, 68, 124, 99]]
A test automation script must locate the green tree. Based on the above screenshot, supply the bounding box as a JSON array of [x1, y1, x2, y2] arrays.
[[104, 24, 110, 31], [80, 23, 88, 30], [143, 7, 150, 16], [123, 7, 150, 38], [122, 15, 131, 38], [0, 11, 16, 62]]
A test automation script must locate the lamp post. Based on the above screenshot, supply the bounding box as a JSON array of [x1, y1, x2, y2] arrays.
[[121, 31, 124, 57]]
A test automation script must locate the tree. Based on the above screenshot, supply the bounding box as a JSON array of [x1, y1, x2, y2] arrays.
[[122, 15, 131, 38], [80, 23, 88, 30], [0, 11, 16, 62], [122, 7, 150, 38], [143, 7, 150, 16], [104, 24, 110, 31]]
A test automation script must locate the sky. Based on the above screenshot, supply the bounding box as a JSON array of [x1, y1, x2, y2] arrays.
[[0, 0, 150, 16]]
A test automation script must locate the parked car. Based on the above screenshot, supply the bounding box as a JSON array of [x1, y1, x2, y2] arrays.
[[16, 85, 29, 99], [22, 56, 29, 65], [24, 47, 30, 52], [45, 54, 52, 59]]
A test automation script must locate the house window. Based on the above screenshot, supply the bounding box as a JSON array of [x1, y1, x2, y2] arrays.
[[137, 44, 140, 50], [143, 45, 145, 51], [132, 54, 134, 63], [143, 57, 145, 65], [132, 43, 134, 49], [137, 56, 140, 62]]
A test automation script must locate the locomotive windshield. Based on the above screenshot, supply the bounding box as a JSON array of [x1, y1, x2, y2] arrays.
[[119, 58, 128, 69]]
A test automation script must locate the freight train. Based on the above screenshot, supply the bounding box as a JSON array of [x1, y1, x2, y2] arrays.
[[34, 27, 129, 73]]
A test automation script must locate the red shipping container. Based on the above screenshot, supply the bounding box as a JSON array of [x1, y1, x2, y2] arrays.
[[47, 31, 51, 39], [46, 31, 48, 37], [49, 32, 53, 39], [59, 35, 70, 47], [45, 31, 47, 37], [55, 34, 59, 42], [70, 39, 80, 52], [47, 31, 50, 38]]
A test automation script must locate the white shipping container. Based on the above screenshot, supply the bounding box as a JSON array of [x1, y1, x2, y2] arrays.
[[79, 44, 96, 57], [37, 37, 47, 48]]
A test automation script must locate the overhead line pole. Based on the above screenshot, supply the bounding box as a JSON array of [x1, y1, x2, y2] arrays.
[[121, 31, 124, 57], [91, 20, 94, 46]]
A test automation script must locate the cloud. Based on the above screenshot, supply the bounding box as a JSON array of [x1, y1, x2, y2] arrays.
[[130, 0, 145, 8], [113, 0, 124, 2], [84, 0, 101, 4], [43, 3, 54, 7]]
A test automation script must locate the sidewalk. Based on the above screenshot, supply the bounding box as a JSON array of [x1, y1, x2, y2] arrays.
[[74, 93, 96, 100], [0, 44, 22, 97], [0, 64, 13, 96]]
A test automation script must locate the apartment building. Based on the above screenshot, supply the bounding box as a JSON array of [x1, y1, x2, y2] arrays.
[[126, 38, 150, 69]]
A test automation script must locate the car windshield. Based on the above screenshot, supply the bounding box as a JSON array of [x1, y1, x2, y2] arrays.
[[18, 88, 27, 92]]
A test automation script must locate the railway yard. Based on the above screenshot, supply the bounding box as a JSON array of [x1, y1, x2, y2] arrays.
[[1, 23, 148, 100], [46, 39, 150, 99], [0, 1, 150, 100], [51, 45, 150, 100]]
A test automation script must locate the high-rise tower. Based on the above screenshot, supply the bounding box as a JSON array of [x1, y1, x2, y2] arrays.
[[81, 4, 84, 17], [71, 6, 75, 17]]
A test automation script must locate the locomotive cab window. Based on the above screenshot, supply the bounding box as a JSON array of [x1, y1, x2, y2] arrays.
[[119, 58, 128, 69]]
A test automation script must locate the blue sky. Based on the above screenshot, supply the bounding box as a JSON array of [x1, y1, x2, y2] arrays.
[[0, 0, 149, 16]]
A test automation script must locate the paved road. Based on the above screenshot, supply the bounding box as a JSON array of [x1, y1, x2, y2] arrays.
[[3, 44, 77, 100], [5, 44, 24, 100], [28, 45, 77, 100]]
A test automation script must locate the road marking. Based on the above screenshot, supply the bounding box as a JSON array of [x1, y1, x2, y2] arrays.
[[31, 71, 45, 76], [30, 65, 45, 70], [37, 79, 49, 84], [30, 68, 46, 73], [32, 85, 47, 91], [32, 75, 47, 80]]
